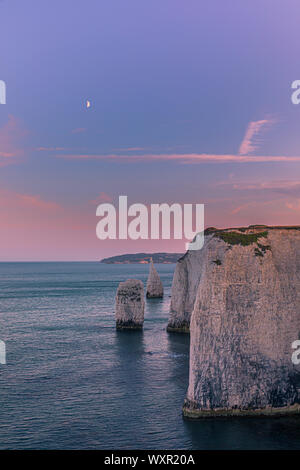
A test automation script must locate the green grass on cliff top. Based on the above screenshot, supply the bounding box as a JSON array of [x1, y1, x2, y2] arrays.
[[215, 231, 268, 246]]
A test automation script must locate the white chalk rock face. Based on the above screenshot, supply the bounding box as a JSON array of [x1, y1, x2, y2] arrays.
[[183, 227, 300, 417], [167, 230, 217, 332], [167, 246, 207, 332], [115, 279, 145, 329], [146, 258, 163, 298]]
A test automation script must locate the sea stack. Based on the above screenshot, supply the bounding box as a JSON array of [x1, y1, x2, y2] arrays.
[[115, 279, 145, 330], [146, 258, 163, 298], [182, 226, 300, 417]]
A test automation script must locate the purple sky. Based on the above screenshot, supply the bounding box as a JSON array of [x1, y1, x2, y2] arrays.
[[1, 0, 300, 260]]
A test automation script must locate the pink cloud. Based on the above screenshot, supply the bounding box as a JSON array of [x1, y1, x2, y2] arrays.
[[71, 128, 86, 134], [0, 115, 27, 166], [231, 201, 260, 215], [0, 188, 125, 261], [56, 152, 300, 164], [0, 189, 61, 211], [113, 147, 146, 151], [285, 200, 300, 211], [232, 180, 300, 191], [36, 146, 66, 151], [90, 192, 113, 204], [216, 180, 300, 201], [239, 119, 274, 156], [229, 199, 293, 222]]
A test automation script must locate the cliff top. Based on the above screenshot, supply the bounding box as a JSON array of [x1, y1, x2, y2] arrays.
[[204, 225, 300, 235], [203, 225, 300, 247], [176, 225, 300, 260]]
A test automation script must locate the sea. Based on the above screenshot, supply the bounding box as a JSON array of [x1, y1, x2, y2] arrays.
[[0, 262, 299, 450]]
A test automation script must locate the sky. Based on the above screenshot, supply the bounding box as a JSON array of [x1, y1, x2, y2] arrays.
[[1, 0, 300, 260]]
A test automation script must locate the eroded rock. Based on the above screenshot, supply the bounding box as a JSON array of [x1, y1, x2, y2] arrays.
[[146, 258, 163, 298], [115, 279, 145, 329]]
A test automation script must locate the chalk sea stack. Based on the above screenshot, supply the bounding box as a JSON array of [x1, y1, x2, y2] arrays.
[[180, 226, 300, 417], [115, 279, 145, 330], [146, 258, 164, 298]]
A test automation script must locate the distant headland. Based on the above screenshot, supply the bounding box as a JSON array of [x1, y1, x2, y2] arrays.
[[100, 252, 183, 264]]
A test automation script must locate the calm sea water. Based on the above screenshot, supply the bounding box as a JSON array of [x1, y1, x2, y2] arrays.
[[0, 262, 299, 450]]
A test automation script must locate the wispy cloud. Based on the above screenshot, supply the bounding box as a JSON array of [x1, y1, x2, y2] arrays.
[[239, 119, 274, 156], [0, 189, 61, 211], [231, 199, 281, 215], [51, 116, 296, 165], [113, 147, 146, 151], [0, 115, 27, 166], [286, 199, 300, 211], [231, 201, 258, 215], [71, 128, 86, 134], [36, 146, 66, 151], [89, 192, 113, 204], [214, 180, 300, 200], [56, 152, 300, 164], [231, 180, 300, 192]]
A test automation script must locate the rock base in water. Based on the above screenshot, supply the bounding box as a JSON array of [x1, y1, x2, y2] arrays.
[[116, 321, 143, 330], [183, 400, 300, 419], [115, 279, 145, 330], [166, 322, 190, 333]]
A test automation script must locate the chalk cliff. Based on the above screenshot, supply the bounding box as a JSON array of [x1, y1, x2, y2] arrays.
[[167, 228, 220, 332], [181, 226, 300, 417], [146, 258, 164, 298], [115, 279, 145, 329]]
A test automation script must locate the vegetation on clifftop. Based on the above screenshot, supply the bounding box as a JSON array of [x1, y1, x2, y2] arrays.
[[215, 231, 268, 246]]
